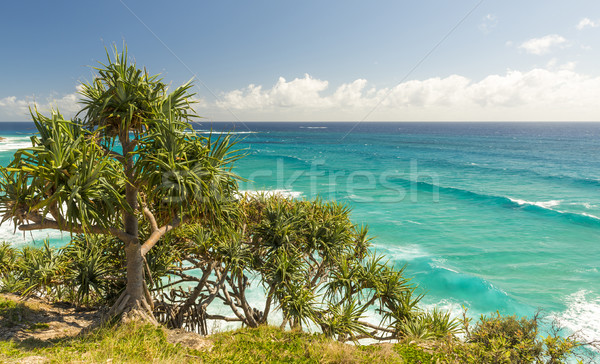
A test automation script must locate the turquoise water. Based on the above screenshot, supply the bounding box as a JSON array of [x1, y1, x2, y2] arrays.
[[1, 121, 599, 341]]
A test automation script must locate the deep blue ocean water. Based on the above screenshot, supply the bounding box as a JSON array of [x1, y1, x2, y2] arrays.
[[1, 121, 599, 341]]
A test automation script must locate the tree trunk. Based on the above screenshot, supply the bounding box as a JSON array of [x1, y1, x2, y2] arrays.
[[106, 134, 156, 324]]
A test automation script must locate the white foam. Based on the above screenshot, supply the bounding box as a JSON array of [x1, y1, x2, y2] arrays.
[[0, 136, 32, 152], [385, 244, 429, 261], [573, 202, 594, 209], [552, 290, 600, 345], [236, 189, 303, 199], [429, 259, 460, 274], [581, 212, 600, 220], [421, 299, 465, 318], [299, 126, 328, 129], [509, 198, 563, 209]]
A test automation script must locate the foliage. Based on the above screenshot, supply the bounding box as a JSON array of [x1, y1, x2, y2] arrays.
[[397, 307, 462, 342], [16, 241, 65, 297], [0, 242, 16, 278], [0, 45, 241, 318], [153, 193, 460, 343], [446, 311, 585, 364], [61, 235, 120, 305]]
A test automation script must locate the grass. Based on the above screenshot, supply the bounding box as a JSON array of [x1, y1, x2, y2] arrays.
[[0, 323, 194, 364], [0, 321, 444, 364], [0, 294, 442, 363], [0, 293, 590, 363]]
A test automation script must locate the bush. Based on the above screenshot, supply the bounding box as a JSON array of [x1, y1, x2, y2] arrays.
[[451, 311, 582, 364], [154, 194, 447, 343]]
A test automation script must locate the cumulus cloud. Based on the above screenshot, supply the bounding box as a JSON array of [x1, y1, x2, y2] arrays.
[[5, 68, 600, 122], [576, 17, 598, 30], [217, 74, 330, 110], [210, 67, 600, 121], [519, 34, 567, 55], [0, 90, 80, 121]]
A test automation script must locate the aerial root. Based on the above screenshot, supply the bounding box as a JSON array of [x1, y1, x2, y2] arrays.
[[104, 292, 158, 326]]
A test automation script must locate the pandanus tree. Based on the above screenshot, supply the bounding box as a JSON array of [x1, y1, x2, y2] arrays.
[[154, 194, 449, 342], [0, 47, 240, 321]]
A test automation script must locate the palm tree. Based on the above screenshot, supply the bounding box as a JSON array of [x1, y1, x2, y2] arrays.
[[0, 45, 240, 322]]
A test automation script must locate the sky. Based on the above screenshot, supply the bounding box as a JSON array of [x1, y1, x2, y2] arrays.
[[1, 0, 600, 122]]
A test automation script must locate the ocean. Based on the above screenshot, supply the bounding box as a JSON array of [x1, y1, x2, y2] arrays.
[[1, 121, 599, 341]]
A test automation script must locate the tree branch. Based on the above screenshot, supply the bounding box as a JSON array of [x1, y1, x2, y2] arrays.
[[357, 320, 396, 334], [205, 314, 243, 322], [18, 217, 135, 244], [142, 206, 159, 232], [140, 215, 187, 256]]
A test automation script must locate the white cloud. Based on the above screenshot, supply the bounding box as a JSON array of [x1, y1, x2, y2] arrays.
[[6, 68, 600, 123], [519, 34, 567, 55], [0, 90, 80, 121], [0, 96, 31, 120], [216, 74, 330, 110], [576, 17, 598, 30], [209, 66, 600, 121]]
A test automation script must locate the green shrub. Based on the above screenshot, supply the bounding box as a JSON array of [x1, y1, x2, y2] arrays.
[[452, 311, 582, 364], [17, 241, 65, 297], [0, 242, 16, 278]]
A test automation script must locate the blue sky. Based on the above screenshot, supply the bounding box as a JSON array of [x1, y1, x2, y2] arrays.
[[1, 1, 600, 121]]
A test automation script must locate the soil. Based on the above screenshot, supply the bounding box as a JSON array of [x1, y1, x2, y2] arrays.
[[0, 293, 103, 341], [0, 293, 212, 351]]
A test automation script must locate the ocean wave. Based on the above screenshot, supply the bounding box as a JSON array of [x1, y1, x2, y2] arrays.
[[0, 136, 32, 152], [387, 176, 600, 227], [508, 198, 600, 221], [552, 290, 600, 345], [299, 126, 328, 129], [403, 257, 529, 316], [581, 212, 600, 220], [422, 158, 600, 189], [252, 153, 316, 167], [508, 198, 563, 209]]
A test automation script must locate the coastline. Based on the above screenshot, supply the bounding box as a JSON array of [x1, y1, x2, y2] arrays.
[[1, 121, 599, 344]]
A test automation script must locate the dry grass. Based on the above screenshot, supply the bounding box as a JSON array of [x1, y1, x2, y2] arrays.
[[0, 294, 440, 363]]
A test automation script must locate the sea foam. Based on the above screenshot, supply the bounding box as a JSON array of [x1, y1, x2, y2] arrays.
[[508, 198, 563, 209], [0, 136, 32, 152], [553, 290, 600, 345]]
